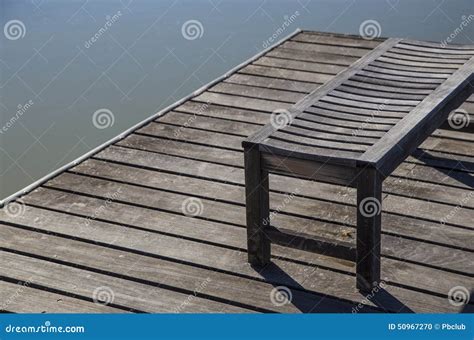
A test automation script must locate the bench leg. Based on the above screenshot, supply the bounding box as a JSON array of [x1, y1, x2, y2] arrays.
[[244, 147, 271, 267], [356, 167, 382, 292]]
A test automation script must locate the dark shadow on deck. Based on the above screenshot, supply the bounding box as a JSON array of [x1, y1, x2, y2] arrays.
[[256, 262, 413, 313]]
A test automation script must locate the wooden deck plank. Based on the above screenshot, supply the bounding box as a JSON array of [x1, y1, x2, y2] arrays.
[[0, 206, 466, 313], [0, 279, 122, 313], [35, 171, 473, 271], [0, 250, 250, 313], [1, 30, 472, 314], [97, 140, 472, 250]]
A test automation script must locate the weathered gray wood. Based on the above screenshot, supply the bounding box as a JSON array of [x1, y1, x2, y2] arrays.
[[297, 113, 395, 131], [0, 279, 122, 313], [246, 38, 402, 145], [0, 222, 413, 313], [225, 73, 314, 93], [0, 250, 245, 313], [356, 70, 445, 84], [343, 80, 433, 95], [175, 101, 270, 124], [384, 51, 466, 64], [321, 95, 414, 112], [270, 131, 369, 151], [254, 56, 345, 75], [309, 101, 406, 119], [282, 125, 378, 144], [371, 60, 457, 73], [267, 47, 357, 66], [243, 146, 271, 266], [195, 91, 292, 113], [2, 31, 473, 314], [337, 85, 426, 101], [240, 64, 329, 84], [401, 39, 474, 51], [363, 65, 451, 79], [389, 47, 471, 60], [261, 152, 359, 186], [350, 75, 440, 89], [361, 57, 474, 175], [329, 89, 421, 106], [210, 82, 301, 103], [396, 42, 474, 56], [292, 32, 382, 49], [356, 167, 383, 292], [266, 226, 357, 261]]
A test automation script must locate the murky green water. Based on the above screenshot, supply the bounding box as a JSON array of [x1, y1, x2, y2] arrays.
[[1, 0, 473, 200]]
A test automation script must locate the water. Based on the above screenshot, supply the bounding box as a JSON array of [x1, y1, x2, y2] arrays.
[[1, 0, 473, 201]]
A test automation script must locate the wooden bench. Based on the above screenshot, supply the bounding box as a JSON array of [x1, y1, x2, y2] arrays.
[[242, 38, 474, 292]]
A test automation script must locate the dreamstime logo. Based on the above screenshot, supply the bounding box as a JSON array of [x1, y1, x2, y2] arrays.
[[181, 197, 204, 217], [359, 197, 381, 218], [173, 277, 212, 313], [3, 199, 26, 218], [84, 11, 123, 48], [92, 286, 115, 306], [0, 99, 34, 135], [352, 281, 387, 313], [359, 20, 382, 40], [448, 286, 470, 307], [181, 20, 204, 40], [270, 109, 292, 129], [441, 15, 474, 47], [440, 191, 473, 225], [262, 11, 300, 49], [448, 109, 470, 130], [92, 108, 115, 129], [270, 286, 292, 306], [4, 20, 26, 40]]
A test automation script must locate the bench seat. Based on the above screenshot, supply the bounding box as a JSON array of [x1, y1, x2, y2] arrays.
[[242, 38, 474, 292]]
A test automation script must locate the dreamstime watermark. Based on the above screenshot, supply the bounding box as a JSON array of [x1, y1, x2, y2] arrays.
[[262, 11, 300, 49], [350, 103, 386, 138], [92, 286, 115, 306], [270, 286, 293, 306], [359, 19, 382, 40], [173, 277, 211, 312], [92, 108, 115, 129], [448, 286, 470, 307], [0, 100, 34, 134], [358, 197, 381, 218], [0, 279, 32, 310], [352, 281, 387, 313], [270, 109, 292, 129], [84, 11, 123, 48], [173, 101, 210, 139], [2, 199, 27, 218], [181, 197, 204, 217], [440, 191, 473, 225], [4, 19, 26, 40], [440, 15, 474, 47], [84, 187, 122, 226], [5, 321, 85, 334], [263, 188, 300, 226], [181, 20, 204, 40], [448, 109, 470, 130]]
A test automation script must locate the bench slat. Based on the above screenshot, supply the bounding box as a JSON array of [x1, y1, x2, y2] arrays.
[[244, 37, 474, 175], [359, 57, 474, 175]]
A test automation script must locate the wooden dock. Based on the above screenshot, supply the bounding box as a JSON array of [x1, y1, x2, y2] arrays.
[[0, 30, 473, 313]]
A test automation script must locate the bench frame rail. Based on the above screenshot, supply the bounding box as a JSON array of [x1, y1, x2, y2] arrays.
[[242, 38, 474, 292]]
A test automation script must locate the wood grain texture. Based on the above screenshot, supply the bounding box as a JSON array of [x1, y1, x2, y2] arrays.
[[0, 31, 472, 313]]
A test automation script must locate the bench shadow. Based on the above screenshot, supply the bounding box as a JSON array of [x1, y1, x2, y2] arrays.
[[255, 262, 413, 313], [411, 149, 474, 189], [460, 289, 474, 313]]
